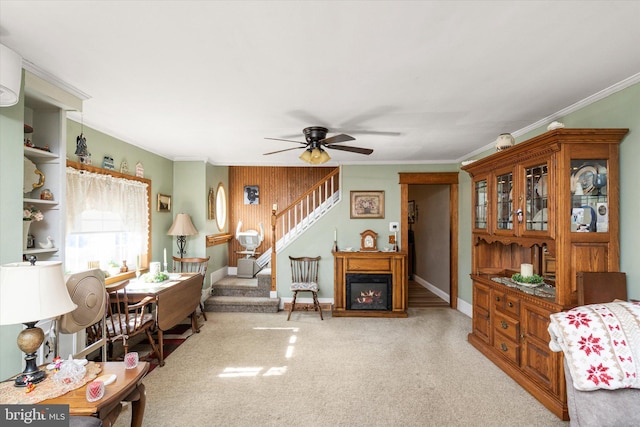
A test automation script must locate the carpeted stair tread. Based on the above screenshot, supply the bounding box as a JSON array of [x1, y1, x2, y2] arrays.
[[205, 295, 280, 313], [208, 295, 276, 304], [208, 273, 277, 312], [214, 277, 259, 288]]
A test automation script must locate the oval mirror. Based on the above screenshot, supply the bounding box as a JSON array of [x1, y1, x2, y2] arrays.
[[215, 182, 227, 231]]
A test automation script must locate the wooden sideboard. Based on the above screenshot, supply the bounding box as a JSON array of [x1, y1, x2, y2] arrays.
[[461, 128, 628, 420], [333, 251, 407, 318]]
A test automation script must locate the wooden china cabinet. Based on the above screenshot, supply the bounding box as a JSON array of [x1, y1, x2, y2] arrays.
[[461, 128, 628, 420]]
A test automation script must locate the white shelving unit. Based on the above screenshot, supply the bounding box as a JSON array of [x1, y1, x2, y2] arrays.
[[22, 70, 84, 364]]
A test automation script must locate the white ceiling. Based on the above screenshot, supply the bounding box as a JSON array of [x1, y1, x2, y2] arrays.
[[2, 1, 639, 166]]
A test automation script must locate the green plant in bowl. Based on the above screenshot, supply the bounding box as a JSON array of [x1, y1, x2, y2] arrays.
[[511, 273, 544, 284], [141, 272, 169, 283]]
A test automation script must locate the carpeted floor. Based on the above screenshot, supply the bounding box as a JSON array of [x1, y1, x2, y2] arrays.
[[131, 323, 195, 373], [113, 309, 569, 427]]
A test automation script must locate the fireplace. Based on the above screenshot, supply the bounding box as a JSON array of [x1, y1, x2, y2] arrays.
[[346, 274, 392, 311]]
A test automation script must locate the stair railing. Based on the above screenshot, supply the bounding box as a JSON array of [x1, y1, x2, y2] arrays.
[[269, 167, 341, 291]]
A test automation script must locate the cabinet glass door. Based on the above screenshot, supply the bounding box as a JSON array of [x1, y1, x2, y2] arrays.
[[474, 179, 488, 230], [525, 164, 548, 231], [570, 159, 608, 232], [496, 172, 513, 230]]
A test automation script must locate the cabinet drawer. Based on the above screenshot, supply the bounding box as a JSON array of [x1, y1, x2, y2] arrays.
[[493, 289, 506, 312], [494, 331, 520, 364], [503, 294, 520, 317], [493, 311, 520, 342]]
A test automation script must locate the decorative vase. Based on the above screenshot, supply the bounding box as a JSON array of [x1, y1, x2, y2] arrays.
[[23, 221, 31, 251], [495, 133, 515, 151]]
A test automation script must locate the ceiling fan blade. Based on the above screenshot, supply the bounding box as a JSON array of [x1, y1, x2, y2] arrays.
[[345, 130, 402, 136], [263, 146, 306, 155], [326, 144, 373, 155], [265, 137, 307, 145], [321, 134, 355, 145]]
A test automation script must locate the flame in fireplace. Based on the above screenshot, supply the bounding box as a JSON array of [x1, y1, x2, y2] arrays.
[[356, 289, 382, 304]]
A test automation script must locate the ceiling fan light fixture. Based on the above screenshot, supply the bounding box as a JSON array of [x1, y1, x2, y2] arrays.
[[299, 149, 312, 163], [308, 147, 330, 165], [318, 150, 331, 164]]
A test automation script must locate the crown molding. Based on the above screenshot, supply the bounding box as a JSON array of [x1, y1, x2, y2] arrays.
[[22, 59, 91, 101], [458, 73, 640, 163]]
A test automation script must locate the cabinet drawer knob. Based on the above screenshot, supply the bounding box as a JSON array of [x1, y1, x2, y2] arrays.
[[501, 343, 508, 352], [495, 296, 501, 302], [501, 320, 508, 329], [508, 302, 514, 308]]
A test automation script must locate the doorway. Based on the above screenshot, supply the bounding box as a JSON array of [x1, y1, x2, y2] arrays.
[[399, 173, 458, 309]]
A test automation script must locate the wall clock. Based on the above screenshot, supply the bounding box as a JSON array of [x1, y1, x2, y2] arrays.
[[360, 229, 378, 251]]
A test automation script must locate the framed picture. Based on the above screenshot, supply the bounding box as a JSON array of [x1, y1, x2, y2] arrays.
[[208, 187, 215, 220], [350, 191, 385, 219], [408, 200, 416, 224], [157, 193, 171, 212], [244, 185, 259, 205]]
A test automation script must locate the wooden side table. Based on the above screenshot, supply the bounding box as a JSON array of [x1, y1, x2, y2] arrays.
[[41, 362, 149, 427]]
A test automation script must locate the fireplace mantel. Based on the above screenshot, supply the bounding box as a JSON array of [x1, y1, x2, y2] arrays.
[[333, 251, 408, 318]]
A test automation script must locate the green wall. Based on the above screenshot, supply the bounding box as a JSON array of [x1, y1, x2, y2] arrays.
[[0, 81, 25, 379]]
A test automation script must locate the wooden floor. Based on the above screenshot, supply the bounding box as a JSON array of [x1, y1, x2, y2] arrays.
[[408, 280, 449, 308]]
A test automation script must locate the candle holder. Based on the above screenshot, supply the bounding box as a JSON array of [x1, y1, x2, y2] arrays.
[[332, 241, 338, 252], [163, 262, 168, 273]]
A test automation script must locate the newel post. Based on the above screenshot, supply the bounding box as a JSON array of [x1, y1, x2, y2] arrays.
[[271, 206, 277, 292]]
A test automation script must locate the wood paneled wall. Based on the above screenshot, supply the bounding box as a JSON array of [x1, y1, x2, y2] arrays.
[[228, 166, 336, 266]]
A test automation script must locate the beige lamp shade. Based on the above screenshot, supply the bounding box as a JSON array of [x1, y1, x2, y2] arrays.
[[0, 44, 23, 107], [167, 213, 198, 236], [0, 261, 77, 325]]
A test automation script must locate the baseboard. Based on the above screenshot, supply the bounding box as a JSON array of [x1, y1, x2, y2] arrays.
[[457, 298, 472, 318], [283, 302, 333, 312]]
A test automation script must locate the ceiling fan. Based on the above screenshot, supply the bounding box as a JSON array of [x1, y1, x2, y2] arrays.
[[263, 126, 373, 164]]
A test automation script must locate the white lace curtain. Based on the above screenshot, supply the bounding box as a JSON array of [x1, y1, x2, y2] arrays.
[[66, 167, 149, 251]]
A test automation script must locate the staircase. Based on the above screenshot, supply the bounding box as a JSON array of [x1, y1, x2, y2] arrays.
[[204, 269, 279, 313], [206, 167, 341, 313]]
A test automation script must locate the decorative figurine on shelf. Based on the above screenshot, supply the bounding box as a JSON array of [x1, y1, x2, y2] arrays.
[[102, 156, 115, 170], [135, 161, 144, 178], [38, 236, 54, 249], [120, 260, 129, 273], [120, 160, 129, 174], [40, 188, 53, 200], [75, 133, 91, 164]]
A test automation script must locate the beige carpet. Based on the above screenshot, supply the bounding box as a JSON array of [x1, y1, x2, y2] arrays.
[[114, 309, 569, 427]]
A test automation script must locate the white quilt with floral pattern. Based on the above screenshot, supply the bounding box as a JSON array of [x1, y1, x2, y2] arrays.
[[548, 301, 640, 391]]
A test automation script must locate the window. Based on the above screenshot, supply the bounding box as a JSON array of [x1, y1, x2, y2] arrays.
[[65, 165, 151, 281]]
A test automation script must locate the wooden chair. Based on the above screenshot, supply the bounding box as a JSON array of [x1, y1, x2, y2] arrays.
[[97, 280, 160, 360], [287, 256, 323, 321], [577, 271, 627, 305], [172, 256, 210, 321]]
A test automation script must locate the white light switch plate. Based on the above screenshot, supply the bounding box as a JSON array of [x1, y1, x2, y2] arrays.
[[389, 222, 399, 232]]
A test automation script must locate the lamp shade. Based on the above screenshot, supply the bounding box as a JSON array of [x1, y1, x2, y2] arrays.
[[167, 213, 198, 236], [299, 149, 312, 163], [0, 44, 23, 107], [0, 262, 77, 325]]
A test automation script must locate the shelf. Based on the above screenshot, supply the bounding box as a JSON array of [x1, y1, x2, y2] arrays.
[[24, 146, 58, 159], [23, 198, 58, 206], [23, 248, 59, 255]]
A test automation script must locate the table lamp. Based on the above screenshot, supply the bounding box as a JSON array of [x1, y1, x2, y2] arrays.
[[167, 213, 198, 257], [0, 259, 77, 386]]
